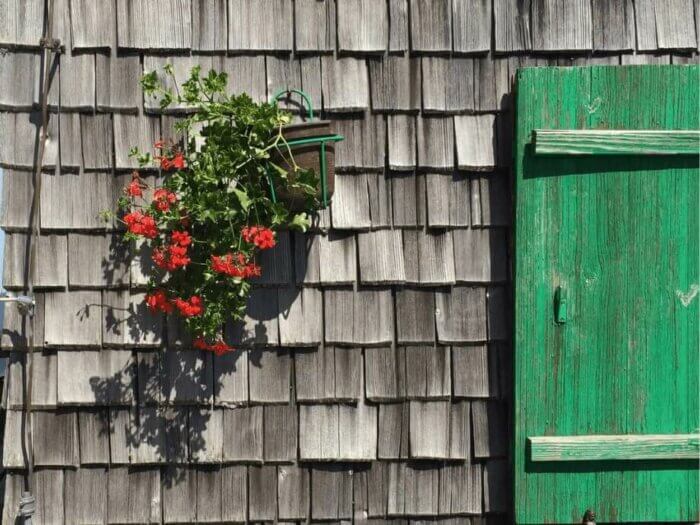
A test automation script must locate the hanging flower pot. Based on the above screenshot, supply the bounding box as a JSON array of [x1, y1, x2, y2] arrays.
[[271, 89, 344, 211]]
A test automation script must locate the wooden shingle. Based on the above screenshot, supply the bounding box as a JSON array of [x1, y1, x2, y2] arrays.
[[3, 233, 67, 289], [192, 0, 227, 51], [334, 116, 385, 169], [454, 114, 497, 171], [488, 285, 511, 340], [435, 286, 488, 343], [249, 465, 277, 520], [228, 288, 280, 346], [278, 465, 309, 520], [338, 0, 388, 52], [248, 348, 291, 403], [370, 55, 421, 112], [410, 0, 451, 52], [33, 469, 65, 523], [386, 462, 439, 515], [311, 466, 353, 519], [0, 51, 39, 110], [417, 117, 454, 169], [78, 409, 111, 464], [0, 0, 44, 47], [68, 233, 130, 288], [531, 0, 593, 51], [338, 400, 378, 460], [321, 57, 370, 112], [472, 400, 508, 458], [367, 172, 393, 228], [592, 0, 635, 51], [65, 467, 108, 524], [32, 409, 79, 466], [162, 467, 196, 523], [40, 172, 113, 230], [453, 228, 509, 283], [161, 350, 213, 404], [452, 0, 491, 53], [219, 56, 268, 103], [295, 0, 335, 52], [438, 463, 483, 514], [113, 114, 160, 169], [95, 54, 142, 112], [57, 349, 134, 405], [0, 169, 33, 231], [221, 466, 247, 521], [222, 406, 264, 462], [70, 0, 115, 49], [252, 230, 292, 286], [426, 172, 471, 227], [409, 401, 467, 459], [388, 116, 417, 170], [358, 230, 406, 284], [102, 291, 163, 347], [403, 230, 456, 285], [56, 52, 96, 110], [296, 346, 362, 402], [404, 346, 451, 399], [189, 408, 224, 463], [299, 404, 339, 460], [365, 346, 406, 401], [453, 344, 499, 398], [107, 468, 161, 523], [494, 0, 532, 52], [391, 172, 426, 227], [117, 0, 192, 49], [378, 402, 409, 459], [396, 288, 436, 344], [389, 0, 410, 50], [422, 57, 475, 113], [227, 0, 293, 51], [331, 174, 371, 229], [213, 349, 249, 406], [44, 290, 102, 347], [196, 467, 223, 522], [484, 459, 511, 513], [654, 0, 698, 49], [2, 410, 24, 468], [4, 351, 57, 408], [324, 288, 394, 345], [264, 403, 297, 462], [278, 287, 323, 345]]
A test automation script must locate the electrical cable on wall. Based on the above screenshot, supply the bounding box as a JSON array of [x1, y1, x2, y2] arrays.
[[13, 0, 61, 522]]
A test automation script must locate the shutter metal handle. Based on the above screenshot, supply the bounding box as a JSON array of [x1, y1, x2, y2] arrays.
[[554, 286, 567, 324]]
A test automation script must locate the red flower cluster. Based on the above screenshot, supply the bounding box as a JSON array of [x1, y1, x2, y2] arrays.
[[194, 337, 235, 356], [125, 172, 144, 197], [153, 188, 177, 212], [211, 252, 261, 279], [242, 226, 276, 250], [152, 231, 192, 271], [173, 296, 203, 317], [145, 289, 174, 313], [124, 211, 158, 239]]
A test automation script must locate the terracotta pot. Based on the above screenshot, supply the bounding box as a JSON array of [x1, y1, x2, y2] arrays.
[[274, 120, 336, 211]]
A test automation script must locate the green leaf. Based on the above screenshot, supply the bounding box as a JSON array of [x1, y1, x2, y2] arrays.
[[233, 187, 252, 212], [289, 212, 311, 232]]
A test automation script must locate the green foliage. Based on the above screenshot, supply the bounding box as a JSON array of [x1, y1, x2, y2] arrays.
[[122, 66, 321, 343]]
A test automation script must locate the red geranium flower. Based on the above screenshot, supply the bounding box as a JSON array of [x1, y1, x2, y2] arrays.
[[211, 252, 261, 279], [125, 172, 144, 197], [145, 289, 173, 313], [153, 188, 177, 212], [173, 296, 203, 317], [194, 337, 234, 356], [171, 230, 191, 247], [152, 241, 190, 271], [171, 152, 186, 170], [241, 225, 276, 250], [123, 211, 158, 239]]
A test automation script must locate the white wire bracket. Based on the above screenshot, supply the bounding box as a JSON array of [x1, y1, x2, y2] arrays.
[[0, 290, 35, 316]]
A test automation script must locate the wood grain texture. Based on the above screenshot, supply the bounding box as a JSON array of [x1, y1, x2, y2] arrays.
[[514, 65, 699, 523], [530, 434, 700, 461], [534, 129, 700, 155]]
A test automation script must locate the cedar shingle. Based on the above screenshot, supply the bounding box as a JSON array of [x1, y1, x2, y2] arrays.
[[70, 0, 115, 49], [0, 51, 39, 110], [161, 350, 213, 404], [221, 466, 247, 521], [472, 400, 508, 458], [116, 0, 192, 49], [0, 0, 44, 47], [453, 228, 509, 283], [4, 351, 57, 408], [365, 346, 406, 401], [249, 465, 277, 520], [367, 172, 393, 227], [68, 233, 130, 288], [386, 462, 439, 515], [494, 0, 532, 52], [264, 404, 297, 462], [295, 0, 335, 52], [278, 465, 310, 519], [102, 291, 163, 347], [324, 288, 394, 345], [404, 346, 451, 399], [278, 287, 323, 345], [0, 169, 33, 231], [33, 469, 65, 523], [378, 402, 410, 459], [453, 344, 499, 398], [370, 55, 421, 112], [78, 410, 111, 464], [222, 407, 264, 461], [57, 349, 134, 405], [64, 467, 108, 523], [321, 57, 370, 112], [454, 114, 497, 171], [311, 466, 353, 519], [435, 286, 488, 343], [108, 468, 161, 523], [358, 230, 406, 284], [189, 408, 224, 463], [296, 345, 362, 402], [44, 290, 102, 347], [192, 0, 228, 51], [410, 0, 451, 52], [452, 0, 492, 53], [228, 288, 280, 346], [426, 172, 471, 227], [338, 0, 388, 52], [162, 466, 196, 522], [417, 117, 454, 169], [531, 0, 593, 51], [196, 467, 224, 522], [227, 0, 293, 51], [32, 409, 79, 466], [213, 349, 249, 406], [389, 0, 410, 50], [299, 404, 339, 460], [334, 116, 386, 169], [422, 58, 475, 113], [248, 348, 291, 403], [391, 172, 426, 227], [95, 54, 142, 112], [396, 288, 436, 344], [3, 233, 67, 289], [388, 115, 417, 170], [592, 0, 635, 51], [403, 230, 456, 285], [438, 463, 483, 514], [331, 174, 372, 229]]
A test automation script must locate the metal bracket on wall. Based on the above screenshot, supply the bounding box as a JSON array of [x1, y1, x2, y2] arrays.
[[0, 291, 35, 316]]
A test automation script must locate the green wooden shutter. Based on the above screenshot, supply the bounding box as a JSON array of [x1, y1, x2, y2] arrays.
[[514, 65, 699, 524]]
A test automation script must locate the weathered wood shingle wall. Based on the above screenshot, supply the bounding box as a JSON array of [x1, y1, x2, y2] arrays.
[[1, 0, 698, 523]]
